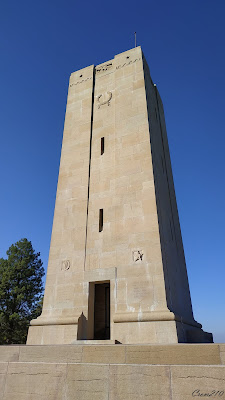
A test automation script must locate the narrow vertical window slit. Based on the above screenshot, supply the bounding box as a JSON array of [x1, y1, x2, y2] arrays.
[[99, 209, 103, 232], [170, 219, 174, 241], [101, 137, 104, 155], [161, 155, 165, 173]]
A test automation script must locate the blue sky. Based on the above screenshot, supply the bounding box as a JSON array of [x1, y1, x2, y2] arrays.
[[0, 0, 224, 342]]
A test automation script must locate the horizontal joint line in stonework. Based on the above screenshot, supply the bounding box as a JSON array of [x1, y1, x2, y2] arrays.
[[178, 376, 225, 381]]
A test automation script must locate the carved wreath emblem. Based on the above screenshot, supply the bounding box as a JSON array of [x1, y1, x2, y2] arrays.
[[61, 260, 70, 271], [97, 91, 112, 109]]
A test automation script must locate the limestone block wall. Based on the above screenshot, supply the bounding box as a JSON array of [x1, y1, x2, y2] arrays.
[[0, 344, 225, 400]]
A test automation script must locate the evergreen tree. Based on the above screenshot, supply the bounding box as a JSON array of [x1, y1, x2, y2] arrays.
[[0, 238, 44, 344]]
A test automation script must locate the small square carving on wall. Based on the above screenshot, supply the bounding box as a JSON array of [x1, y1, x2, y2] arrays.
[[132, 250, 144, 263], [61, 260, 70, 271]]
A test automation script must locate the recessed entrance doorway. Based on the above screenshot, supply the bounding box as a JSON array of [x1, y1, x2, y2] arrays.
[[94, 282, 110, 340]]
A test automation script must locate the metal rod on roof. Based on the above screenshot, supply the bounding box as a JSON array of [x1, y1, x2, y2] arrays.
[[134, 32, 137, 48]]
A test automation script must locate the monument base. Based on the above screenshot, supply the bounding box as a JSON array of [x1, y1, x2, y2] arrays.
[[27, 324, 78, 345], [0, 343, 224, 399], [27, 310, 213, 344]]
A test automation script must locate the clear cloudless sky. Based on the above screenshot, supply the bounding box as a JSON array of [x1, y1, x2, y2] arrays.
[[0, 0, 224, 342]]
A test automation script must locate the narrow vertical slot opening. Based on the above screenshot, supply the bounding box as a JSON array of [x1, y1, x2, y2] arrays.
[[101, 137, 104, 155], [170, 219, 174, 241], [99, 209, 103, 232], [161, 155, 165, 174]]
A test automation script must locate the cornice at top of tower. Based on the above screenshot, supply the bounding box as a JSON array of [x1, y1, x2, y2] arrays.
[[69, 46, 144, 84], [114, 46, 142, 59], [95, 46, 143, 78]]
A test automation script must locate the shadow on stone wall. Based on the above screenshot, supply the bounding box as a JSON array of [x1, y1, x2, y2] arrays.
[[77, 312, 87, 340]]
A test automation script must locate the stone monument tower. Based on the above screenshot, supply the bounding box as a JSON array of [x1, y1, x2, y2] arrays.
[[27, 47, 212, 345]]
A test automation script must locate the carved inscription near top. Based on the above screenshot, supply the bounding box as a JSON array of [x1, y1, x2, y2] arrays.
[[116, 57, 141, 70], [96, 63, 113, 74], [69, 57, 141, 87], [70, 76, 92, 87]]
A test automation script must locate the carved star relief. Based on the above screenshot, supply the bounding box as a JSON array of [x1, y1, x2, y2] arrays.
[[133, 250, 144, 262]]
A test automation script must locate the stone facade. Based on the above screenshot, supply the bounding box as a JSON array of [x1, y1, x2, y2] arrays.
[[27, 47, 212, 344]]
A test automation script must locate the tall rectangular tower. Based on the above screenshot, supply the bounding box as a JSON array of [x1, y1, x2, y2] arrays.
[[27, 47, 212, 344]]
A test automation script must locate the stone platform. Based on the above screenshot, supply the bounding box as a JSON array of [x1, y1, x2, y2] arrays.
[[0, 344, 225, 399]]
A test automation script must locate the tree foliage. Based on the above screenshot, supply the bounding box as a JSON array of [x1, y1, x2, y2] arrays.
[[0, 238, 44, 344]]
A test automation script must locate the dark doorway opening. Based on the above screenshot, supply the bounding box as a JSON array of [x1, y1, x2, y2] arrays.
[[94, 282, 110, 340]]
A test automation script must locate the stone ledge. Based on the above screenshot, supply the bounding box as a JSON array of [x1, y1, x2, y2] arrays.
[[30, 316, 79, 326], [0, 344, 224, 365], [113, 310, 202, 328]]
